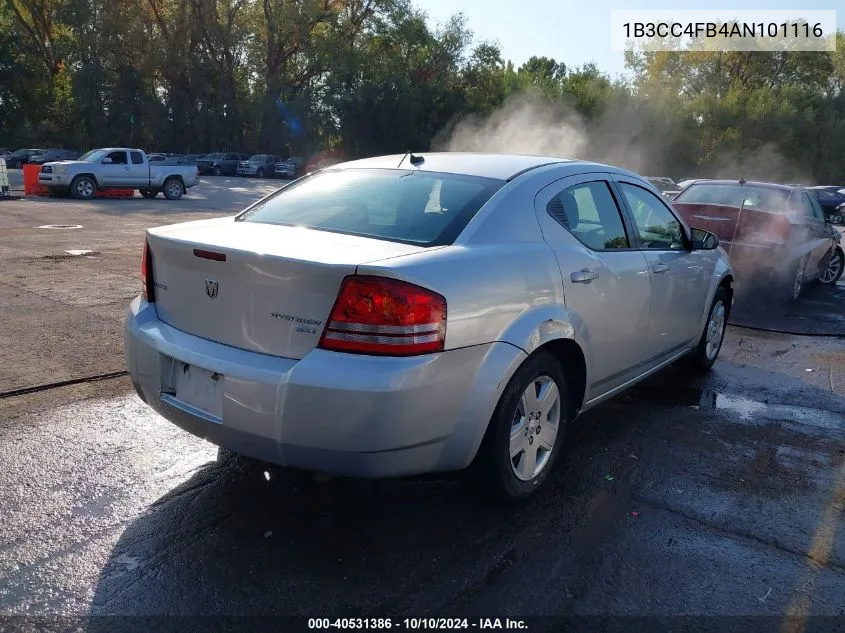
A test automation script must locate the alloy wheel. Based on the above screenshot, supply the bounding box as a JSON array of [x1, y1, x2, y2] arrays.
[[820, 248, 843, 284], [509, 375, 561, 481], [705, 300, 726, 361]]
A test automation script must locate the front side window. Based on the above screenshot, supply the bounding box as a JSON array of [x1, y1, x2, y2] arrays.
[[546, 181, 630, 250], [237, 168, 503, 246], [619, 182, 685, 250], [106, 151, 127, 164], [806, 194, 826, 221]]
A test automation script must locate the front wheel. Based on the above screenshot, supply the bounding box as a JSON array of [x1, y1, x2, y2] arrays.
[[475, 350, 568, 502], [70, 176, 96, 200], [212, 165, 222, 177], [684, 287, 729, 372], [819, 246, 844, 285], [256, 168, 265, 178], [163, 178, 184, 200]]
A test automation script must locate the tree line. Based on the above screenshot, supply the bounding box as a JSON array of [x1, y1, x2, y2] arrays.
[[2, 0, 844, 182]]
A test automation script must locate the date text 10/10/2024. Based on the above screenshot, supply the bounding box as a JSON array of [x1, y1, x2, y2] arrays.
[[308, 618, 528, 630]]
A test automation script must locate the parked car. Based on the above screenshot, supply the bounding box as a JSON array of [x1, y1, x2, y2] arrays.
[[148, 154, 168, 163], [198, 153, 249, 176], [0, 148, 14, 157], [237, 154, 280, 178], [677, 179, 707, 190], [806, 186, 845, 221], [646, 177, 682, 201], [38, 147, 200, 200], [672, 179, 842, 300], [27, 149, 81, 165], [274, 156, 303, 179], [125, 152, 733, 501], [4, 148, 45, 168]]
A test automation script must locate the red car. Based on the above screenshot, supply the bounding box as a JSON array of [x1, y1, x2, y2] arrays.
[[671, 179, 843, 300]]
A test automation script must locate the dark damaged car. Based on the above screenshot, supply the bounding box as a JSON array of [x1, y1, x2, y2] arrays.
[[672, 180, 843, 300]]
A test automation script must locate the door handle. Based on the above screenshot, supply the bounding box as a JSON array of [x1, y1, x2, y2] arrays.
[[570, 269, 600, 283], [652, 263, 669, 274]]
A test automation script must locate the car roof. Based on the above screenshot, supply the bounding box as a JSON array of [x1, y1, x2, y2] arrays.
[[684, 179, 798, 192], [331, 152, 591, 181]]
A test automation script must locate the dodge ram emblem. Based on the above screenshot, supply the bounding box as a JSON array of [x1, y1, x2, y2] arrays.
[[205, 279, 219, 298]]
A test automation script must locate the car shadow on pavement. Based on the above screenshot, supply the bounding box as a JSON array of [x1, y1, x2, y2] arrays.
[[730, 281, 845, 337], [85, 361, 845, 626]]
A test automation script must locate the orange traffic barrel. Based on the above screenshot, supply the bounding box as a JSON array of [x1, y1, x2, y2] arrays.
[[22, 163, 49, 195]]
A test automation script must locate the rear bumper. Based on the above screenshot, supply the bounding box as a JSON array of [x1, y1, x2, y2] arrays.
[[124, 297, 525, 477]]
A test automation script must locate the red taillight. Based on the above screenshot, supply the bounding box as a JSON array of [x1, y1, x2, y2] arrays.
[[141, 239, 155, 302], [318, 276, 446, 356]]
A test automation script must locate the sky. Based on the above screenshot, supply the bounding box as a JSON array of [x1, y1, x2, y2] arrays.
[[418, 1, 843, 78]]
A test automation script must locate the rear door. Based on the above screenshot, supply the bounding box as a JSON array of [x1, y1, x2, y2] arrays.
[[127, 151, 149, 187], [614, 177, 710, 359], [534, 172, 652, 398], [799, 192, 832, 274]]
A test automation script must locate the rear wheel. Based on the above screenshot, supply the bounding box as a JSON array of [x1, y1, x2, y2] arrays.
[[476, 350, 568, 502], [163, 178, 184, 200], [819, 246, 843, 285], [684, 287, 729, 372], [70, 176, 96, 200]]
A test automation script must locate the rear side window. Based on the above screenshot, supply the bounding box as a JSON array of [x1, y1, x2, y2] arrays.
[[131, 151, 144, 165], [546, 181, 630, 250], [237, 168, 504, 246]]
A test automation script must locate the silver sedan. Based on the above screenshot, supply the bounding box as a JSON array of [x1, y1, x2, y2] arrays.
[[124, 153, 734, 500]]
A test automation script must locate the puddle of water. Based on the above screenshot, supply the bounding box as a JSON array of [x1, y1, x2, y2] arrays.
[[64, 249, 98, 256], [35, 224, 83, 230], [714, 394, 767, 420]]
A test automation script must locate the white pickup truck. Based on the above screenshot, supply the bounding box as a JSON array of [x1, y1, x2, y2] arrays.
[[38, 147, 200, 200]]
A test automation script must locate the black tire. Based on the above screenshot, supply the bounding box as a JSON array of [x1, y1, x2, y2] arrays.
[[475, 350, 569, 502], [70, 175, 96, 200], [212, 165, 222, 176], [684, 287, 729, 372], [257, 168, 265, 178], [819, 246, 844, 285], [162, 178, 184, 200], [140, 189, 158, 199]]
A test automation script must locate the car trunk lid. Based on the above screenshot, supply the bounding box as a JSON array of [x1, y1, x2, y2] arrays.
[[146, 217, 430, 359]]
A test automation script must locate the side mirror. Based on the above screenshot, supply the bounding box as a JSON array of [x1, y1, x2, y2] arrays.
[[102, 157, 113, 164], [690, 227, 719, 250]]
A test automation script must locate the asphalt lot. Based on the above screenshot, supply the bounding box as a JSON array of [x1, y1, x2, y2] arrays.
[[0, 180, 844, 631]]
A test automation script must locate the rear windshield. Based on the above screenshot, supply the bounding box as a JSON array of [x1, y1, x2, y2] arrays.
[[249, 155, 269, 161], [236, 168, 505, 246], [674, 183, 792, 211]]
